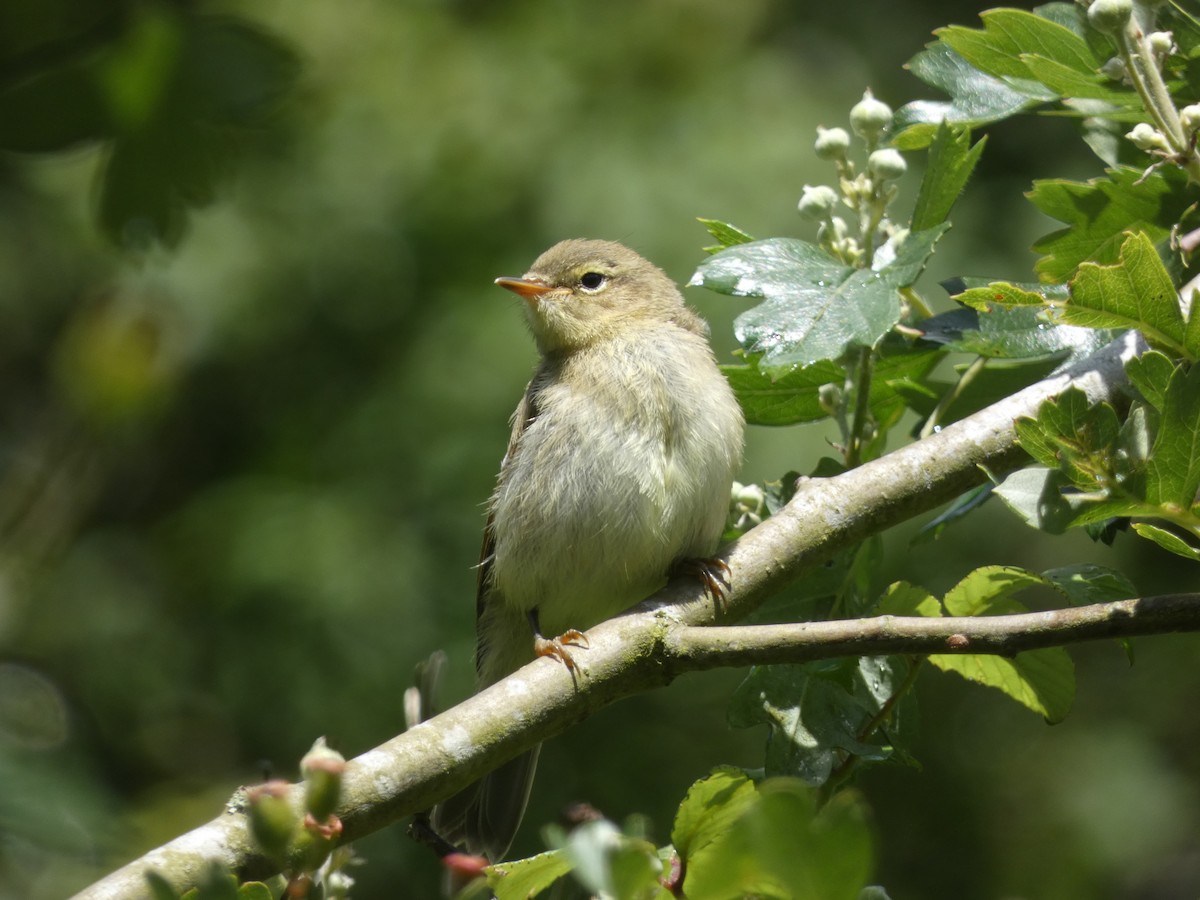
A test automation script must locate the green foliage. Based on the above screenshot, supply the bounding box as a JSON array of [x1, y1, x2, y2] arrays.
[[7, 0, 1200, 898], [691, 226, 948, 372], [727, 657, 913, 782], [910, 123, 987, 231], [1028, 167, 1194, 282], [0, 7, 300, 248]]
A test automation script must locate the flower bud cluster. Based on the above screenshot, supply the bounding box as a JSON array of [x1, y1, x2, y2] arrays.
[[800, 90, 905, 267]]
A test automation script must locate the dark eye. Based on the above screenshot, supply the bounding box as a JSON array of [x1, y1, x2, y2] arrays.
[[579, 272, 606, 291]]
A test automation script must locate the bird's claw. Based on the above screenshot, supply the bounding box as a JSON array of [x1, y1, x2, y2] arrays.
[[534, 629, 589, 671], [674, 557, 732, 612]]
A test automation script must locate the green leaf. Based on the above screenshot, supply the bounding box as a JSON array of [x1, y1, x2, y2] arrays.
[[911, 483, 994, 543], [1040, 563, 1136, 605], [235, 885, 273, 900], [728, 662, 892, 784], [488, 849, 573, 900], [1029, 167, 1192, 283], [721, 346, 941, 427], [698, 217, 755, 253], [721, 360, 843, 426], [938, 9, 1098, 83], [893, 43, 1044, 149], [671, 767, 759, 859], [1015, 387, 1123, 488], [993, 466, 1082, 533], [1131, 523, 1200, 561], [683, 779, 872, 900], [97, 4, 183, 130], [1064, 232, 1189, 358], [951, 304, 1114, 362], [1020, 53, 1137, 102], [942, 565, 1047, 616], [692, 228, 948, 372], [929, 645, 1075, 722], [954, 281, 1047, 310], [876, 581, 942, 617], [146, 871, 180, 900], [1146, 363, 1200, 507], [1124, 351, 1176, 410], [0, 61, 112, 152], [911, 123, 987, 231]]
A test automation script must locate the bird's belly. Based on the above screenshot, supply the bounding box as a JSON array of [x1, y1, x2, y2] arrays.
[[488, 420, 716, 636]]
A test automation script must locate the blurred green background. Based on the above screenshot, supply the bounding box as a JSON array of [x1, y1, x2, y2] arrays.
[[1, 1, 1198, 897]]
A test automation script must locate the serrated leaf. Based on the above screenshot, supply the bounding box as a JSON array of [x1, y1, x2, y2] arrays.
[[1124, 351, 1175, 410], [943, 565, 1048, 615], [1146, 363, 1200, 506], [721, 346, 941, 426], [929, 646, 1075, 722], [1016, 387, 1123, 488], [1029, 167, 1192, 282], [692, 228, 948, 372], [876, 581, 942, 617], [1131, 523, 1200, 561], [1040, 564, 1136, 605], [1020, 53, 1138, 102], [995, 464, 1148, 533], [1064, 232, 1189, 358], [954, 281, 1047, 310], [893, 43, 1044, 149], [938, 9, 1098, 84], [952, 304, 1113, 362], [721, 360, 843, 425], [911, 123, 987, 231], [728, 663, 889, 784], [671, 767, 758, 858], [698, 217, 754, 252], [488, 849, 573, 900]]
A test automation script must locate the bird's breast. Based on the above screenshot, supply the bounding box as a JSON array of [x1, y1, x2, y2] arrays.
[[487, 328, 742, 635]]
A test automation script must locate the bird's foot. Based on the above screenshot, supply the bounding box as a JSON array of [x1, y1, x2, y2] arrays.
[[533, 629, 589, 671], [673, 557, 732, 612]]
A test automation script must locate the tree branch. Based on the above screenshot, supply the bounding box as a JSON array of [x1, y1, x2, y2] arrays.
[[74, 333, 1152, 899], [668, 594, 1200, 667]]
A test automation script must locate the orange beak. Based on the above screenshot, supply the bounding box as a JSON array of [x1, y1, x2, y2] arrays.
[[495, 276, 553, 302]]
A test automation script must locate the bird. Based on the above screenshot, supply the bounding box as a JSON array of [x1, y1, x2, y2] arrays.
[[430, 238, 744, 861]]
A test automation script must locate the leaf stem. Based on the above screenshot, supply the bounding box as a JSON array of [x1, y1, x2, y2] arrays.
[[846, 346, 875, 467], [1116, 15, 1200, 182], [920, 356, 988, 440]]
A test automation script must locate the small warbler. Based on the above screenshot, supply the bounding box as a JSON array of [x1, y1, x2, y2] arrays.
[[432, 239, 744, 860]]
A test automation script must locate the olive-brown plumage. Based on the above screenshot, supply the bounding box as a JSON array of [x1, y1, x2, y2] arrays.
[[431, 239, 744, 860]]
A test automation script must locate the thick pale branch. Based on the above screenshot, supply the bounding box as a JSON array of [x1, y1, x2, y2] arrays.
[[75, 333, 1149, 899]]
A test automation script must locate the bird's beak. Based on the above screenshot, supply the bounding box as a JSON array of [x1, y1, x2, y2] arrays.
[[495, 276, 553, 303]]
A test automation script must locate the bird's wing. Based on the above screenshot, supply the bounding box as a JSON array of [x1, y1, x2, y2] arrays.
[[475, 379, 540, 673]]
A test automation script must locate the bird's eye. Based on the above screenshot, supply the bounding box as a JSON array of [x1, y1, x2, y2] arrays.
[[579, 272, 607, 291]]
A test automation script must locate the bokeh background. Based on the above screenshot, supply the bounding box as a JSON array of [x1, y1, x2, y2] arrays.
[[1, 1, 1198, 898]]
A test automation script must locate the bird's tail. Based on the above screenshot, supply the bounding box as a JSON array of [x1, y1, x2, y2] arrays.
[[430, 745, 541, 862]]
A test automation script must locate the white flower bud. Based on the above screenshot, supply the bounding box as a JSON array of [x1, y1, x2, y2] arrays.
[[1087, 0, 1133, 35], [867, 148, 907, 180], [1100, 57, 1126, 81], [814, 126, 851, 160], [849, 90, 892, 141], [1147, 31, 1175, 57], [798, 184, 839, 220], [1126, 122, 1169, 151], [1181, 104, 1200, 136]]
